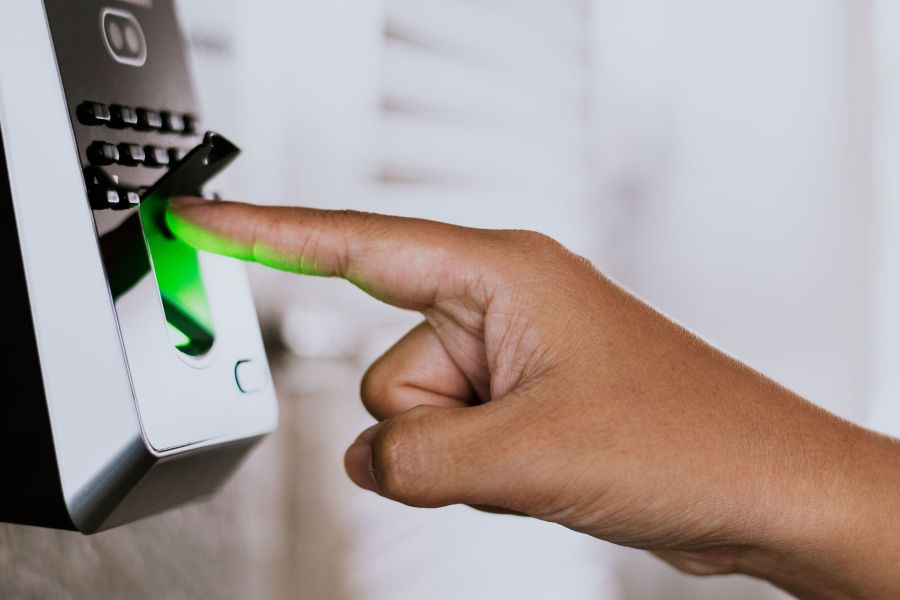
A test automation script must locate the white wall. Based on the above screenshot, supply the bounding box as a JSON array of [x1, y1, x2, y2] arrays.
[[592, 0, 872, 423], [590, 1, 874, 597], [870, 0, 900, 438]]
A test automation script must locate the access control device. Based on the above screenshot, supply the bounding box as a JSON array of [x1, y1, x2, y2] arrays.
[[0, 0, 278, 533]]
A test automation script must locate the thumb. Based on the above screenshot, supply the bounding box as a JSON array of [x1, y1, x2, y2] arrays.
[[345, 403, 529, 510]]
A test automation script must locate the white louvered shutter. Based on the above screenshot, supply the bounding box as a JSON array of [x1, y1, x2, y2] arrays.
[[362, 0, 600, 255]]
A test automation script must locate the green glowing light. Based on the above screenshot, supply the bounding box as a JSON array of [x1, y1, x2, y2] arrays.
[[165, 205, 328, 276], [166, 322, 192, 348], [141, 196, 216, 356]]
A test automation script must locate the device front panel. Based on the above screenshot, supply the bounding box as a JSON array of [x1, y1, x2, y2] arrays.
[[43, 0, 277, 452]]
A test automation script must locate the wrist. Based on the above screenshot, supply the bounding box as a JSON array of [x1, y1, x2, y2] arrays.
[[739, 426, 900, 599]]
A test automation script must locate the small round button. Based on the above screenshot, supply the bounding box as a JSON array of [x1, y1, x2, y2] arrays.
[[77, 101, 111, 126], [136, 108, 163, 130], [124, 190, 141, 207], [181, 114, 198, 135], [117, 143, 146, 165], [109, 105, 139, 129], [90, 188, 122, 210], [234, 360, 268, 394], [168, 148, 186, 164], [87, 141, 119, 166], [161, 111, 186, 133], [144, 145, 170, 167]]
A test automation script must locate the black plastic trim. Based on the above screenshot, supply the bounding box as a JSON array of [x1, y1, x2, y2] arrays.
[[0, 124, 75, 530]]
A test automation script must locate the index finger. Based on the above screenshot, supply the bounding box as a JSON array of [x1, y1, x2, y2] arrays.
[[165, 197, 483, 310]]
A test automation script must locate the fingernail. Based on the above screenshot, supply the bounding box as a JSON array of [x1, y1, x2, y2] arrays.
[[168, 196, 207, 209], [345, 442, 382, 495]]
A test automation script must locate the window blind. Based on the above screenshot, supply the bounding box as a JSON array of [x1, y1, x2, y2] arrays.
[[370, 0, 596, 242]]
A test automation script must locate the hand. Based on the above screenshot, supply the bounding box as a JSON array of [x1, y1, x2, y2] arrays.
[[167, 198, 900, 599]]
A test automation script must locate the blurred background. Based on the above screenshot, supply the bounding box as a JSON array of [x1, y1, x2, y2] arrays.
[[2, 0, 899, 598]]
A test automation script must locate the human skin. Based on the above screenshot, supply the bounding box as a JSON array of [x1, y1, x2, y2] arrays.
[[167, 198, 900, 599]]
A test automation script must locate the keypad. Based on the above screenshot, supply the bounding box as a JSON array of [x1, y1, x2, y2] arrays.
[[117, 143, 146, 166], [77, 100, 197, 210], [110, 105, 139, 129], [87, 141, 120, 166], [77, 101, 112, 126], [161, 111, 185, 134], [90, 188, 122, 210], [144, 146, 171, 168], [136, 108, 163, 131], [182, 114, 197, 135], [124, 190, 142, 207], [168, 148, 186, 163]]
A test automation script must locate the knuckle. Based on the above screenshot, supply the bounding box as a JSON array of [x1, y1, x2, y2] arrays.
[[359, 361, 393, 415], [359, 365, 380, 407], [330, 209, 378, 234], [489, 230, 573, 283], [296, 226, 325, 273], [374, 406, 437, 506], [330, 208, 364, 223], [506, 229, 559, 250], [327, 210, 381, 275], [498, 230, 569, 266], [249, 210, 282, 258]]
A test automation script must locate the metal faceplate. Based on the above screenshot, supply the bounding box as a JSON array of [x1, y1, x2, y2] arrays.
[[42, 0, 277, 453]]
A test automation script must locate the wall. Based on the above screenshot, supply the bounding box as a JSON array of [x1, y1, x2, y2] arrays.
[[590, 1, 875, 597], [869, 0, 900, 438]]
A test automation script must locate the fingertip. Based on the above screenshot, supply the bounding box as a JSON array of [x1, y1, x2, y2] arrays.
[[164, 196, 211, 239], [164, 198, 254, 260], [165, 196, 211, 234], [168, 195, 207, 209]]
